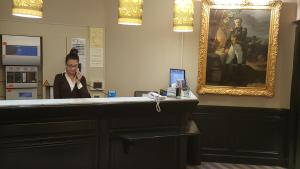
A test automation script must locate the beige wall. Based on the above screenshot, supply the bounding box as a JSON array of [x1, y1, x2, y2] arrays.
[[298, 0, 300, 19], [0, 0, 105, 27], [0, 0, 297, 108], [105, 0, 297, 108], [0, 0, 105, 98]]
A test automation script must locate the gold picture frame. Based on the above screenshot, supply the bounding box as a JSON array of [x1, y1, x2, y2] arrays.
[[197, 0, 282, 97]]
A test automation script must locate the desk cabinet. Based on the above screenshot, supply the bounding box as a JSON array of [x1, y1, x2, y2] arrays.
[[0, 98, 198, 169], [0, 120, 97, 169]]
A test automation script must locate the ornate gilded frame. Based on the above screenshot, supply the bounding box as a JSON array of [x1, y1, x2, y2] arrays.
[[197, 0, 282, 97]]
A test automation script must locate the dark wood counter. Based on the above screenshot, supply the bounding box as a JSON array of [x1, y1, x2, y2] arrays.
[[0, 95, 199, 169]]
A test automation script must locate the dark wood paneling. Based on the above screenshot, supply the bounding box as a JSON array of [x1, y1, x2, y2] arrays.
[[0, 120, 98, 169], [110, 112, 179, 129], [110, 138, 180, 169], [0, 120, 96, 137], [0, 100, 198, 169], [192, 105, 288, 166], [0, 137, 97, 169], [108, 108, 190, 169], [289, 20, 300, 169]]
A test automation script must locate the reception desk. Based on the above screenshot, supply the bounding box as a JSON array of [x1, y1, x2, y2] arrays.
[[0, 95, 199, 169]]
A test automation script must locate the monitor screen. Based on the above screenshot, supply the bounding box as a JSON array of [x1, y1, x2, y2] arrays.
[[169, 68, 185, 86], [6, 45, 38, 56], [2, 35, 41, 65]]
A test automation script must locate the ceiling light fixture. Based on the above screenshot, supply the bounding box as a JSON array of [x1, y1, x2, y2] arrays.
[[173, 0, 195, 32], [118, 0, 143, 26]]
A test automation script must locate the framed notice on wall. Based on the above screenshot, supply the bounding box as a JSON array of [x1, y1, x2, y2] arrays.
[[89, 27, 104, 68]]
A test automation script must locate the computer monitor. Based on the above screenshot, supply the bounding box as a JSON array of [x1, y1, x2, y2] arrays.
[[169, 68, 185, 86]]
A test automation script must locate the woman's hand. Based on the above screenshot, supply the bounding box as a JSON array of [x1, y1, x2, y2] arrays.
[[75, 69, 83, 84]]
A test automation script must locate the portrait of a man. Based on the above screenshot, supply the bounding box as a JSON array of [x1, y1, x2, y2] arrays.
[[206, 9, 270, 87]]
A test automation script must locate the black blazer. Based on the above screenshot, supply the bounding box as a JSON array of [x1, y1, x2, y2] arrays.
[[53, 73, 91, 99]]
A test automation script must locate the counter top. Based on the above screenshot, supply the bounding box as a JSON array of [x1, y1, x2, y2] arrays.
[[0, 93, 198, 109]]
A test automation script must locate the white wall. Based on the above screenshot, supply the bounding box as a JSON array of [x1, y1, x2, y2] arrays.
[[105, 0, 297, 108]]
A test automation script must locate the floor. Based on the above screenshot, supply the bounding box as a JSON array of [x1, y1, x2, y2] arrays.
[[187, 162, 286, 169]]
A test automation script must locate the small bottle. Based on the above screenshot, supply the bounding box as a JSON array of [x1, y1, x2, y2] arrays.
[[176, 87, 181, 98], [176, 80, 182, 98]]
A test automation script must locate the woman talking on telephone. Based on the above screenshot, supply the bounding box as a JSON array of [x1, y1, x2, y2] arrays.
[[53, 48, 91, 99]]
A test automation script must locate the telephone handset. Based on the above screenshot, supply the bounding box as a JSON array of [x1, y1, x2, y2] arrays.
[[147, 92, 166, 101], [76, 68, 83, 80], [147, 92, 166, 113]]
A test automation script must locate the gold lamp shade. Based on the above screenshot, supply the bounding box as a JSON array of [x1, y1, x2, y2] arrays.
[[212, 0, 273, 5], [173, 0, 194, 32], [118, 0, 143, 25], [12, 0, 43, 19]]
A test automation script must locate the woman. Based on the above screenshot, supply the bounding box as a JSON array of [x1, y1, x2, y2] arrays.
[[53, 48, 91, 99]]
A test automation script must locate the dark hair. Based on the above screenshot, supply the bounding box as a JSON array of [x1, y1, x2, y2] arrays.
[[65, 48, 79, 64]]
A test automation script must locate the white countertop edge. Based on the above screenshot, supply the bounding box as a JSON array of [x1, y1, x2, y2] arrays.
[[0, 93, 198, 108]]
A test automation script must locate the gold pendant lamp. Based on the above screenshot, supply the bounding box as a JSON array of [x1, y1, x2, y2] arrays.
[[118, 0, 143, 26], [12, 0, 43, 19], [173, 0, 195, 32], [212, 0, 272, 6]]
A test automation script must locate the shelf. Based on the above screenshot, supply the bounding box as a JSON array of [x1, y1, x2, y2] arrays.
[[112, 129, 200, 141]]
